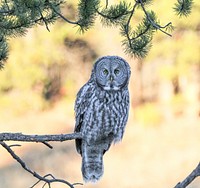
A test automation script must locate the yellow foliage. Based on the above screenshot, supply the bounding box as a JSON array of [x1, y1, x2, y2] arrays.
[[0, 91, 44, 119], [170, 94, 186, 115], [158, 63, 178, 80], [134, 102, 163, 126]]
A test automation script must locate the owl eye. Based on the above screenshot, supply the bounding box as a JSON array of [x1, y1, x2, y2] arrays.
[[103, 69, 109, 75], [114, 69, 120, 75]]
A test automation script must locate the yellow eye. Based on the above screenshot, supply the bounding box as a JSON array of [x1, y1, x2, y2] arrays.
[[103, 69, 109, 75], [114, 69, 120, 75]]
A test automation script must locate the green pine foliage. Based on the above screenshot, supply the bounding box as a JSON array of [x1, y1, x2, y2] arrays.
[[98, 1, 131, 27], [0, 0, 64, 67], [0, 0, 194, 67], [174, 0, 193, 17], [77, 0, 100, 32], [0, 36, 8, 68]]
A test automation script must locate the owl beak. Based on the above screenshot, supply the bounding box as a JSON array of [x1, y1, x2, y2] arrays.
[[109, 76, 113, 82]]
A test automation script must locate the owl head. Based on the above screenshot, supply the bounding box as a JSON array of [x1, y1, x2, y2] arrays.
[[91, 56, 131, 91]]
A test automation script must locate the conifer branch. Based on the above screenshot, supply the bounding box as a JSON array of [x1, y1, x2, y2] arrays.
[[121, 2, 153, 58], [50, 4, 79, 25], [138, 0, 172, 37], [124, 2, 139, 50], [0, 9, 13, 14], [38, 7, 50, 32], [96, 1, 131, 26], [96, 8, 130, 21], [0, 0, 193, 66]]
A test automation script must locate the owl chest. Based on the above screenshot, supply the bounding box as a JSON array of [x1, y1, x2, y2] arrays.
[[81, 90, 128, 141], [85, 92, 123, 128]]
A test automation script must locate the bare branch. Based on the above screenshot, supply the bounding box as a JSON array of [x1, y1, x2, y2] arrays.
[[0, 132, 82, 143], [0, 141, 83, 188], [174, 162, 200, 188], [0, 132, 82, 187]]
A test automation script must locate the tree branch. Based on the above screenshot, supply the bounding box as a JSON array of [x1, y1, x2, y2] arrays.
[[0, 141, 83, 188], [38, 7, 50, 32], [124, 2, 138, 49], [0, 132, 82, 143], [50, 3, 79, 25], [174, 162, 200, 188], [0, 132, 83, 187], [138, 0, 172, 37], [95, 8, 131, 20], [0, 132, 82, 187], [0, 9, 14, 14]]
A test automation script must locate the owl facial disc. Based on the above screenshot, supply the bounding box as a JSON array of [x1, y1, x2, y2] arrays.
[[93, 56, 130, 91]]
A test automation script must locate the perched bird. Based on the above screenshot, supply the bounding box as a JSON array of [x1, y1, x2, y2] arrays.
[[74, 56, 131, 182]]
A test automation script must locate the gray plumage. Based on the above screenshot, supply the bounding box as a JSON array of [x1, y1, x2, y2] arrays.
[[74, 56, 131, 182]]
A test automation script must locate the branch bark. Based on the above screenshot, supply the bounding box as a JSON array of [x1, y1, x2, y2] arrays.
[[1, 131, 199, 188], [0, 141, 82, 188], [174, 162, 200, 188], [0, 132, 82, 187], [0, 132, 82, 142]]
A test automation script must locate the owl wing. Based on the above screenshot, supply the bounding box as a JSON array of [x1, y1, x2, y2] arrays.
[[74, 83, 93, 155]]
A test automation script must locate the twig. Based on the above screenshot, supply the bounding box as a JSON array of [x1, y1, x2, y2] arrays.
[[50, 4, 79, 25], [159, 22, 172, 29], [96, 8, 130, 20], [9, 144, 21, 147], [180, 0, 185, 13], [0, 141, 82, 188], [41, 141, 53, 149], [105, 0, 108, 9], [138, 0, 172, 37], [0, 9, 14, 14], [38, 7, 50, 32], [174, 162, 200, 188], [124, 2, 138, 48]]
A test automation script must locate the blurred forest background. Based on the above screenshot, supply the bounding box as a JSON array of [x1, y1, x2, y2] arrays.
[[0, 0, 200, 188]]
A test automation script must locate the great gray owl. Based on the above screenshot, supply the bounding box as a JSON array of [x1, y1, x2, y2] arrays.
[[74, 56, 131, 182]]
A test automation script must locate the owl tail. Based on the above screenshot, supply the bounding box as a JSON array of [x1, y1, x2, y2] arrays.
[[81, 141, 104, 182]]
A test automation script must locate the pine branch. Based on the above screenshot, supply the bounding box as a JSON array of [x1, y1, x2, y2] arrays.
[[0, 36, 8, 68], [0, 9, 14, 14], [38, 6, 50, 32], [77, 0, 100, 32], [97, 1, 131, 26], [49, 2, 79, 25], [138, 0, 172, 37], [0, 0, 194, 65], [121, 2, 153, 58]]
